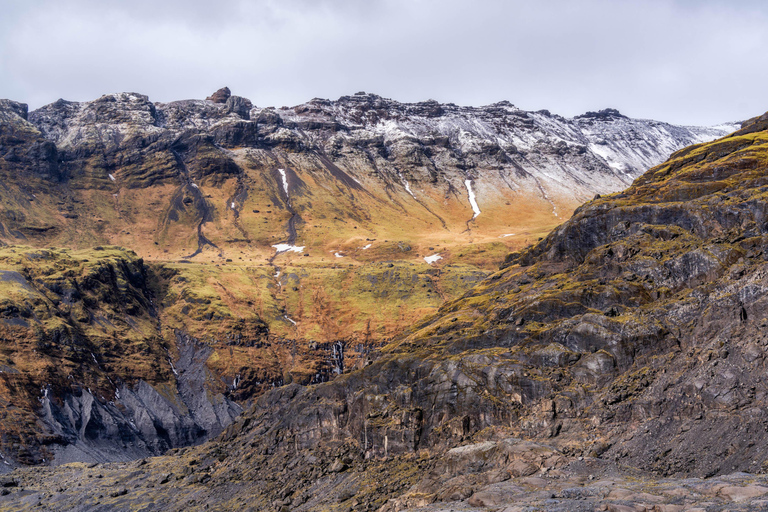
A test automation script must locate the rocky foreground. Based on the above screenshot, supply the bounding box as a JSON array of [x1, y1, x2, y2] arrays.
[[5, 439, 768, 511], [0, 107, 767, 510]]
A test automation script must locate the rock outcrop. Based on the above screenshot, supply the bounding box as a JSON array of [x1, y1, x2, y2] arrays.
[[12, 108, 758, 510], [205, 87, 231, 104], [0, 247, 244, 468]]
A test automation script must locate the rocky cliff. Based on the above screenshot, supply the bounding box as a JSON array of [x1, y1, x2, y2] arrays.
[[0, 246, 244, 467], [1, 109, 762, 510]]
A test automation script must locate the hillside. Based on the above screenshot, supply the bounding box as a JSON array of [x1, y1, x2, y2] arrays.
[[2, 110, 765, 510]]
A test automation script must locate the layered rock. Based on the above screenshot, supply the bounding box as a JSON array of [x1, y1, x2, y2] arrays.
[[0, 246, 246, 467]]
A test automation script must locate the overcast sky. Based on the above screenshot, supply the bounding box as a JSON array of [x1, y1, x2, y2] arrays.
[[1, 0, 766, 125]]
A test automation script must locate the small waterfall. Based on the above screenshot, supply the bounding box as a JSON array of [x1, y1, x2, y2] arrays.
[[331, 341, 345, 375]]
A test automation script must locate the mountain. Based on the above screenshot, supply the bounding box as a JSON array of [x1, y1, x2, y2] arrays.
[[0, 90, 738, 474], [1, 90, 734, 258], [2, 109, 766, 511]]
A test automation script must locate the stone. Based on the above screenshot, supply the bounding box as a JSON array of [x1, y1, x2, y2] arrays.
[[328, 459, 348, 473], [206, 87, 231, 103], [225, 95, 252, 119], [718, 484, 768, 502], [0, 477, 18, 487]]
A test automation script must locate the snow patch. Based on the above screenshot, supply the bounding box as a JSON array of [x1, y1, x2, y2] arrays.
[[588, 143, 624, 171], [424, 254, 442, 264], [191, 183, 198, 189], [499, 233, 516, 238], [278, 168, 289, 197], [334, 252, 344, 258], [108, 174, 115, 182], [231, 202, 236, 209], [362, 244, 372, 250], [273, 244, 305, 253], [465, 179, 481, 218], [399, 172, 416, 198], [284, 315, 297, 326]]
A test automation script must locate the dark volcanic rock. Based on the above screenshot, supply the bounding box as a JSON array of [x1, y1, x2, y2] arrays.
[[0, 248, 243, 467], [225, 95, 252, 119], [0, 99, 28, 120], [0, 100, 59, 181], [575, 108, 628, 120], [206, 87, 231, 104]]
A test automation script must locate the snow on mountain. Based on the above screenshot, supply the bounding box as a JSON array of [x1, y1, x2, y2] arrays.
[[266, 93, 738, 209], [6, 90, 738, 259]]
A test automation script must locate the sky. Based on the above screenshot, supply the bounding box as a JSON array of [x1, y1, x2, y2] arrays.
[[0, 0, 767, 125]]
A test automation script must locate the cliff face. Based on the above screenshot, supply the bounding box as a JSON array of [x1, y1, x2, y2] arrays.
[[0, 246, 242, 466]]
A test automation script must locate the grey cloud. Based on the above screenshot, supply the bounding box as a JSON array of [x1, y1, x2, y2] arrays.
[[0, 0, 766, 125]]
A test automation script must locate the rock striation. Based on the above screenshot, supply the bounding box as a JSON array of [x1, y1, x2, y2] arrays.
[[0, 247, 242, 469]]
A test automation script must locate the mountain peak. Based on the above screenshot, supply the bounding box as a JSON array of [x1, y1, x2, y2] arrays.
[[0, 98, 29, 121], [575, 107, 627, 120]]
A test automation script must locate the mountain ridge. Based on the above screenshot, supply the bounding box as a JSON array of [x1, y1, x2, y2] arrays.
[[0, 89, 737, 259]]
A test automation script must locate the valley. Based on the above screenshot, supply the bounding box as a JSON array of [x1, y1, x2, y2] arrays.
[[2, 88, 764, 511]]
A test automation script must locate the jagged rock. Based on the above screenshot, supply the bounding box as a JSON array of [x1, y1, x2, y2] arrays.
[[575, 108, 627, 120], [206, 87, 231, 103], [0, 247, 242, 466], [225, 95, 252, 119], [0, 91, 736, 263], [0, 99, 28, 121]]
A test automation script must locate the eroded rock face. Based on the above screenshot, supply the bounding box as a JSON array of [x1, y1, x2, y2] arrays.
[[0, 246, 247, 465], [0, 91, 751, 504], [396, 119, 768, 478]]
